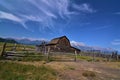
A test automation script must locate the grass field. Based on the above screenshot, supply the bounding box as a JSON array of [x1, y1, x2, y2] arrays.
[[0, 61, 57, 80], [1, 60, 119, 80]]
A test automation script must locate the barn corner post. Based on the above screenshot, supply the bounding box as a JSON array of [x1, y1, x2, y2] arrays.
[[0, 42, 7, 57], [74, 50, 77, 62]]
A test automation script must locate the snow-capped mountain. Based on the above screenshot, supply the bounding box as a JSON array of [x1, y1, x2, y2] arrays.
[[15, 38, 48, 45], [70, 41, 116, 53]]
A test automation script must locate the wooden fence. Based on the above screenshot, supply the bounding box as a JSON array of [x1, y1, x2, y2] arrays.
[[0, 43, 34, 59], [0, 42, 78, 62], [0, 42, 119, 62]]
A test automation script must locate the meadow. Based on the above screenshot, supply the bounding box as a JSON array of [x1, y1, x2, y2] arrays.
[[0, 42, 120, 80]]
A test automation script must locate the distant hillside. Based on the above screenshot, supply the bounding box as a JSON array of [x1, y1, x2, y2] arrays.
[[0, 37, 17, 43]]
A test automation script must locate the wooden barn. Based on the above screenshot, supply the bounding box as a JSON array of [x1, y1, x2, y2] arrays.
[[36, 36, 81, 54]]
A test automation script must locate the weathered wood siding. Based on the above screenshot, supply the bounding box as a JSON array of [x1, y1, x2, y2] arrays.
[[57, 37, 71, 48]]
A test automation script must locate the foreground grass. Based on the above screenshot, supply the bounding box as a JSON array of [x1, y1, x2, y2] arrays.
[[0, 61, 57, 80]]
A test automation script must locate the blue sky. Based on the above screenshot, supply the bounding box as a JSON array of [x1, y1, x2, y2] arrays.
[[0, 0, 120, 52]]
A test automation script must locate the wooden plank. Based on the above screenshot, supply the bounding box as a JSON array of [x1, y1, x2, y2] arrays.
[[0, 42, 6, 56]]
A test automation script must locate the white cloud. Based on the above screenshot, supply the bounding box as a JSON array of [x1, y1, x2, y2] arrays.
[[20, 15, 43, 22], [0, 11, 28, 29], [114, 12, 120, 15], [73, 3, 96, 13], [0, 0, 95, 32], [27, 0, 57, 19], [114, 39, 120, 42], [0, 11, 22, 22], [111, 39, 120, 45]]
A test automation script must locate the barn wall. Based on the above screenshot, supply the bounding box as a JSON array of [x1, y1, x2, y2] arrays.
[[57, 37, 71, 48]]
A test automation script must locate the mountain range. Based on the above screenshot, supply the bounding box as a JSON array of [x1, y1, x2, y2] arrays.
[[70, 41, 116, 54], [16, 38, 116, 53], [0, 37, 17, 43], [15, 38, 47, 45], [0, 37, 117, 53]]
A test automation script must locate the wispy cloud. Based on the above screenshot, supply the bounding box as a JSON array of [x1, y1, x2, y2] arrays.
[[0, 11, 22, 22], [94, 26, 112, 31], [111, 39, 120, 45], [114, 12, 120, 15], [0, 0, 95, 32], [79, 25, 112, 32], [73, 3, 96, 13], [0, 11, 27, 29]]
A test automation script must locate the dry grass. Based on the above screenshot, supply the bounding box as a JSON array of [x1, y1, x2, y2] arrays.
[[100, 62, 120, 69]]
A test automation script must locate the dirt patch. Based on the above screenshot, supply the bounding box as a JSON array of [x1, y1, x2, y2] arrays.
[[47, 61, 120, 80], [3, 60, 120, 80]]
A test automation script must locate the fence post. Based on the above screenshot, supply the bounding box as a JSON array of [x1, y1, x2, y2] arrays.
[[47, 47, 50, 62], [13, 43, 17, 51], [23, 45, 28, 53], [93, 52, 95, 62], [74, 50, 77, 62], [0, 42, 7, 57], [23, 45, 25, 51]]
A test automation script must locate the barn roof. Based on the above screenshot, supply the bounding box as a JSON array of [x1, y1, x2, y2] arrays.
[[49, 36, 68, 44], [36, 36, 68, 47]]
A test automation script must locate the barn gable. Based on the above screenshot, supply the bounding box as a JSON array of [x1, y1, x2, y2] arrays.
[[49, 36, 71, 47]]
